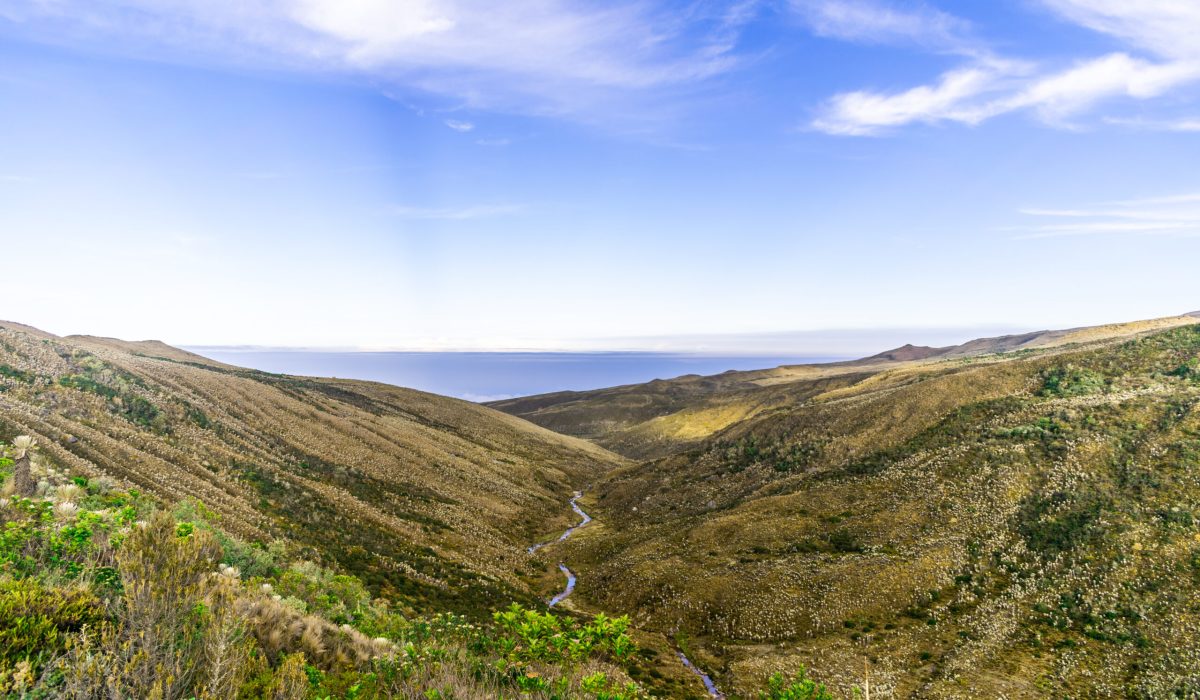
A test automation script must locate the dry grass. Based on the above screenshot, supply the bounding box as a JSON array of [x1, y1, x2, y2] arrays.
[[0, 322, 627, 617], [558, 322, 1200, 698]]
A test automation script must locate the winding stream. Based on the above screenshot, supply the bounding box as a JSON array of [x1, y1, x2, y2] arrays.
[[547, 564, 576, 607], [676, 650, 725, 698], [528, 492, 590, 606], [528, 491, 724, 697]]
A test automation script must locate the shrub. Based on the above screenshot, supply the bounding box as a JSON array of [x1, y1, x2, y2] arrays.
[[487, 604, 635, 666], [1018, 491, 1108, 555], [62, 511, 251, 699], [0, 578, 102, 676], [1039, 365, 1107, 397], [1169, 357, 1200, 381], [0, 365, 34, 383], [759, 667, 835, 700], [276, 560, 372, 624]]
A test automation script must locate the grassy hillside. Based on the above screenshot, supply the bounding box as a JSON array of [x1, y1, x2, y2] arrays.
[[0, 321, 626, 618], [0, 442, 653, 698], [490, 314, 1200, 462], [8, 314, 1200, 698], [556, 320, 1200, 697]]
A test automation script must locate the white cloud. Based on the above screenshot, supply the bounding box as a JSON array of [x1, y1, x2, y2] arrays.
[[1002, 53, 1200, 122], [1013, 192, 1200, 238], [443, 119, 474, 132], [1105, 116, 1200, 132], [1039, 1, 1200, 60], [810, 1, 1200, 135], [0, 0, 751, 120], [811, 61, 1024, 135], [790, 0, 973, 52], [390, 203, 523, 220], [290, 0, 456, 59]]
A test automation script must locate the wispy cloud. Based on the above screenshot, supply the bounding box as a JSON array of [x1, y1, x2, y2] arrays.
[[1105, 116, 1200, 132], [1040, 1, 1200, 60], [443, 119, 474, 132], [1, 1, 752, 124], [1012, 192, 1200, 238], [810, 2, 1200, 135], [811, 60, 1029, 136], [790, 0, 975, 53], [0, 174, 34, 182], [390, 203, 524, 221]]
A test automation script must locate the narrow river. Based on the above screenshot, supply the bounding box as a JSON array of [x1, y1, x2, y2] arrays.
[[677, 650, 726, 699], [528, 491, 590, 606], [527, 491, 725, 698], [547, 564, 576, 607]]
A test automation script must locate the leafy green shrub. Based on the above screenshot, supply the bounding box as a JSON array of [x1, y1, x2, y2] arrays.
[[275, 561, 372, 624], [759, 667, 835, 699], [487, 604, 635, 666], [0, 578, 102, 674]]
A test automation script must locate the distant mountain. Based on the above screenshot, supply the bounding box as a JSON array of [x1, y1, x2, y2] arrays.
[[861, 343, 948, 362], [490, 313, 1200, 460]]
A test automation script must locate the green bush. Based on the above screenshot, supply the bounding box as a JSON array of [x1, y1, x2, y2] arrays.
[[487, 604, 635, 666], [1169, 357, 1200, 381], [1039, 365, 1107, 397], [0, 578, 102, 673], [1018, 491, 1108, 555], [759, 667, 835, 699], [0, 365, 34, 383], [58, 374, 166, 432]]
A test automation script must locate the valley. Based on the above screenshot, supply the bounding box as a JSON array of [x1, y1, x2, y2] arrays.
[[4, 312, 1200, 697], [505, 312, 1200, 697], [0, 321, 626, 619]]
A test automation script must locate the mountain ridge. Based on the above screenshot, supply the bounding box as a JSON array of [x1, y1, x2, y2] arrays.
[[489, 313, 1200, 460]]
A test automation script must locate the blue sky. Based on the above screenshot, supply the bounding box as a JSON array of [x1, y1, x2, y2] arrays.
[[1, 1, 1198, 352]]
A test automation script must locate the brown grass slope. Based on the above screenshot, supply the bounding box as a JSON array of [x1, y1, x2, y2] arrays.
[[490, 314, 1200, 462], [0, 321, 626, 617], [561, 317, 1200, 698]]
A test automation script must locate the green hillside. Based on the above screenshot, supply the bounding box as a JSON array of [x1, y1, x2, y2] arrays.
[[555, 320, 1200, 697]]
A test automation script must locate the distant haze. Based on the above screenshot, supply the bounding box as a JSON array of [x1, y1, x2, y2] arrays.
[[186, 325, 1026, 400], [187, 350, 850, 401]]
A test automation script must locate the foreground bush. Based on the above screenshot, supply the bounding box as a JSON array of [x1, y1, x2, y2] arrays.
[[758, 667, 835, 700], [0, 436, 651, 698]]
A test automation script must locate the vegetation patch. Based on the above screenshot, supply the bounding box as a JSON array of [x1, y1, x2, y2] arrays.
[[0, 365, 35, 383], [1039, 365, 1108, 397]]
